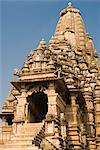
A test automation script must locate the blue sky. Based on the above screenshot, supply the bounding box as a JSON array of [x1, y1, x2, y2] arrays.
[[0, 0, 100, 110]]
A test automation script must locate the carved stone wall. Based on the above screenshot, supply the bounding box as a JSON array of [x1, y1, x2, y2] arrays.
[[0, 2, 100, 150]]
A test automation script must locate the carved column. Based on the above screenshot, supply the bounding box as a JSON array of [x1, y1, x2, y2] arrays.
[[60, 112, 68, 149], [25, 101, 29, 123], [67, 92, 83, 150], [2, 116, 6, 127], [94, 84, 100, 149], [14, 87, 27, 123], [45, 82, 65, 149], [12, 98, 18, 134], [81, 127, 87, 149], [83, 90, 96, 150]]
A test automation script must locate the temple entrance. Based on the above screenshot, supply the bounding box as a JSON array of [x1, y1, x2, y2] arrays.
[[7, 116, 13, 125], [27, 92, 48, 123]]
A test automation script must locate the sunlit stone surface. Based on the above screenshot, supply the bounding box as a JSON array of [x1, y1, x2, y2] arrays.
[[0, 3, 100, 150]]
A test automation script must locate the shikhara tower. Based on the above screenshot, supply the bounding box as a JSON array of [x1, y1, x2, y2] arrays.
[[0, 2, 100, 150]]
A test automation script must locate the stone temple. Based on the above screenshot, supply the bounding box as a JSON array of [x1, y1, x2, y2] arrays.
[[0, 2, 100, 150]]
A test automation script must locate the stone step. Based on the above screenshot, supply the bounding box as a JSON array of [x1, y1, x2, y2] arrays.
[[0, 123, 44, 149], [0, 144, 42, 150], [8, 123, 43, 146], [17, 123, 43, 136], [11, 135, 34, 141], [2, 135, 33, 146], [6, 140, 32, 146]]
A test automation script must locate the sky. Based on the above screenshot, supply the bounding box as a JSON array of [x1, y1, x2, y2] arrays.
[[0, 0, 100, 112]]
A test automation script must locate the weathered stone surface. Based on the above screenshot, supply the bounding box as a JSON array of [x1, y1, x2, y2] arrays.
[[0, 2, 100, 150]]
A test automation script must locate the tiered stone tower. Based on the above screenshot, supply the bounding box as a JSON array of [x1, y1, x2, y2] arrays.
[[0, 2, 100, 150]]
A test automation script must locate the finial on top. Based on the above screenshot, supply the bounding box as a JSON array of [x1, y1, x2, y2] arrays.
[[67, 2, 73, 9], [40, 38, 46, 45], [49, 36, 54, 44], [38, 38, 46, 48], [68, 2, 72, 6], [60, 2, 73, 16]]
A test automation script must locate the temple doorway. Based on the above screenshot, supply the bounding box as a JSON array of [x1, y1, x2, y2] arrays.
[[27, 92, 48, 123]]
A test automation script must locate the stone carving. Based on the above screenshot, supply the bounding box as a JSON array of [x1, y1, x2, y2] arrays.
[[0, 2, 100, 150], [13, 68, 21, 76]]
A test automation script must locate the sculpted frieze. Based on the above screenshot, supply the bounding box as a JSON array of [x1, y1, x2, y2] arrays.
[[26, 85, 47, 97]]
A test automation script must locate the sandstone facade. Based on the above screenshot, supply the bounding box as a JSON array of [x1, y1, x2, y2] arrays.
[[0, 3, 100, 150]]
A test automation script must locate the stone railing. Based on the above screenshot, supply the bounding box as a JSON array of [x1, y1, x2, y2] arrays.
[[45, 138, 59, 150], [32, 122, 45, 147], [0, 125, 12, 144]]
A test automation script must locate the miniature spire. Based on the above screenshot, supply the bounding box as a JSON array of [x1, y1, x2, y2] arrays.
[[38, 38, 46, 49], [49, 36, 54, 44], [86, 33, 92, 40]]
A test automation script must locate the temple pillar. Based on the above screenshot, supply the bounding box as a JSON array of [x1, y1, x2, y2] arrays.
[[14, 87, 27, 124], [60, 112, 68, 149], [44, 82, 66, 149], [2, 116, 6, 127], [83, 91, 96, 150], [81, 127, 87, 149], [94, 84, 100, 149], [12, 88, 28, 134], [67, 92, 83, 150], [25, 102, 29, 123]]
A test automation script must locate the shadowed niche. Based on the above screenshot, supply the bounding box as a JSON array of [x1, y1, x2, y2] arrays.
[[27, 92, 48, 123]]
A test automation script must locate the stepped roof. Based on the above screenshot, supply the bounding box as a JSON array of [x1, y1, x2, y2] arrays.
[[11, 2, 100, 89]]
